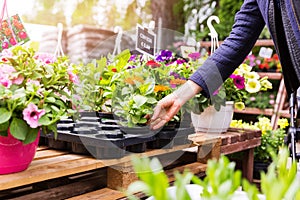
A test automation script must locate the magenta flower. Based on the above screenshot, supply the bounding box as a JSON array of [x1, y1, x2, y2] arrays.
[[188, 52, 201, 60], [23, 103, 45, 128], [0, 75, 12, 88], [230, 74, 245, 89]]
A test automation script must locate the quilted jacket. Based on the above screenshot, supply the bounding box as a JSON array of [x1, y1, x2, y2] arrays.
[[189, 0, 300, 97]]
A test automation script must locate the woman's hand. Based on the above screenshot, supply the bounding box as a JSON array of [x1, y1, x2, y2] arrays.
[[150, 80, 202, 130]]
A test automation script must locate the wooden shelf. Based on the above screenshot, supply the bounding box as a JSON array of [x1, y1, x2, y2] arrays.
[[234, 107, 274, 116], [200, 39, 274, 48], [258, 72, 282, 80]]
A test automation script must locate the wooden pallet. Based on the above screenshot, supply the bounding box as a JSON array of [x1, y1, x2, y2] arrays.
[[0, 129, 261, 200]]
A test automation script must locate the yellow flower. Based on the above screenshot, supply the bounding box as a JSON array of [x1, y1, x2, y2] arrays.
[[245, 71, 260, 80], [260, 79, 273, 90], [240, 63, 252, 72], [277, 118, 289, 129], [234, 102, 245, 110], [255, 117, 272, 134], [245, 79, 261, 93]]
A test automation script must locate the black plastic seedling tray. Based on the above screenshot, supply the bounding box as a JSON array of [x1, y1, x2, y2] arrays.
[[41, 112, 194, 159]]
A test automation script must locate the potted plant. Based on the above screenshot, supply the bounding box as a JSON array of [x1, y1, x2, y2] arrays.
[[0, 45, 78, 174], [110, 49, 195, 131], [190, 62, 273, 133], [230, 117, 288, 179], [126, 147, 300, 200]]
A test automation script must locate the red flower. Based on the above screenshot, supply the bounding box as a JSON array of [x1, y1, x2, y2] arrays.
[[146, 60, 161, 68], [272, 54, 279, 61], [111, 68, 117, 72], [18, 31, 27, 40]]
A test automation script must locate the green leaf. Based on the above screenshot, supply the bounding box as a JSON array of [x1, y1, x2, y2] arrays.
[[23, 128, 39, 144], [0, 108, 12, 124], [0, 121, 9, 132], [38, 115, 52, 126], [0, 130, 7, 137], [133, 95, 148, 107], [10, 118, 29, 141], [147, 97, 157, 104], [45, 97, 56, 103]]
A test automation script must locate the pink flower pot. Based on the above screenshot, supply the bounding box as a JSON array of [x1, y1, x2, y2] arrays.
[[0, 131, 39, 175]]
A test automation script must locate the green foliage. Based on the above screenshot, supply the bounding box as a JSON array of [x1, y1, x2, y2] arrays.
[[260, 148, 300, 200], [254, 129, 286, 162], [127, 148, 300, 200], [214, 0, 243, 40], [74, 57, 107, 112], [126, 156, 171, 200], [112, 67, 157, 127], [195, 156, 242, 200]]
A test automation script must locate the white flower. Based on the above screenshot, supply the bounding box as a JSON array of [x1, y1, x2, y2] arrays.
[[245, 79, 261, 93]]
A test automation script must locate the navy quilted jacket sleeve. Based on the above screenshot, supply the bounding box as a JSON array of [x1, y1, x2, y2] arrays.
[[189, 0, 265, 97]]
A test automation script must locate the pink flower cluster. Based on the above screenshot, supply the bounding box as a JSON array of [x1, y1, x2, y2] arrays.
[[0, 64, 24, 88]]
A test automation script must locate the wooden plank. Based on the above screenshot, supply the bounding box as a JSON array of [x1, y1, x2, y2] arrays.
[[257, 72, 282, 80], [242, 148, 254, 183], [0, 157, 103, 190], [234, 107, 274, 116], [9, 173, 105, 200], [197, 139, 221, 163], [34, 149, 70, 160], [0, 144, 196, 191], [66, 188, 125, 200], [221, 138, 261, 155], [166, 162, 207, 182]]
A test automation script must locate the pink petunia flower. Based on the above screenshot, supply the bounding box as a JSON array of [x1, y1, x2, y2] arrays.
[[230, 74, 245, 89], [23, 103, 45, 128], [0, 76, 12, 87], [34, 53, 56, 64], [68, 67, 79, 84]]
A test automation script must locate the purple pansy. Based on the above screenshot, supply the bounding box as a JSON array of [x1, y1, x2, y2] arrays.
[[155, 50, 173, 62]]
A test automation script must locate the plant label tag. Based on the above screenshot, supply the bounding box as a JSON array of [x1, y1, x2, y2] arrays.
[[181, 46, 196, 58], [258, 47, 273, 58], [135, 24, 156, 57]]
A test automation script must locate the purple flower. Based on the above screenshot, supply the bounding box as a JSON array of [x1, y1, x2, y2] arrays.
[[155, 50, 173, 62], [129, 55, 137, 62], [23, 103, 45, 128], [176, 59, 187, 64], [188, 52, 200, 60], [230, 74, 245, 89], [170, 71, 180, 79], [127, 65, 136, 69]]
